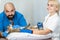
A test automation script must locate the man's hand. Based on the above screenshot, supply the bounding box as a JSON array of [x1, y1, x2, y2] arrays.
[[12, 28, 20, 32], [8, 26, 13, 33], [8, 26, 20, 33]]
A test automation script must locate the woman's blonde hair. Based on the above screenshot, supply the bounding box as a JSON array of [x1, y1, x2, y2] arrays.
[[48, 0, 60, 14]]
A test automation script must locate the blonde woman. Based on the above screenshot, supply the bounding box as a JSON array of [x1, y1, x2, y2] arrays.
[[32, 0, 60, 36]]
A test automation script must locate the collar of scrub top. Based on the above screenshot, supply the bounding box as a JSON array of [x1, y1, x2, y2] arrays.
[[47, 13, 58, 18]]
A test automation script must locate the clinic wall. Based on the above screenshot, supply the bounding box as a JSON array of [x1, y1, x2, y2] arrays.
[[32, 0, 48, 25]]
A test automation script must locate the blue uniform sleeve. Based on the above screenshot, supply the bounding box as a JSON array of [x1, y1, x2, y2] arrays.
[[0, 14, 3, 32], [0, 13, 8, 37], [0, 12, 9, 37], [19, 15, 27, 26]]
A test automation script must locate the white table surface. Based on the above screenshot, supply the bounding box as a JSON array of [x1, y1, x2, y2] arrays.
[[7, 32, 52, 40]]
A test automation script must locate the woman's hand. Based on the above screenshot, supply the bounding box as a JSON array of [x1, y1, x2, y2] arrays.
[[31, 28, 52, 35]]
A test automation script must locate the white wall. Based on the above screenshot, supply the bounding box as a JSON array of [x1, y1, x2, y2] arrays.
[[32, 0, 48, 25]]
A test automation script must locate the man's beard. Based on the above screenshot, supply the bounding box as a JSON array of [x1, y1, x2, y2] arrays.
[[7, 15, 14, 20]]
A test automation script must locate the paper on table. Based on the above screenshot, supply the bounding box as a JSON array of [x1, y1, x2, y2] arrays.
[[7, 32, 52, 40]]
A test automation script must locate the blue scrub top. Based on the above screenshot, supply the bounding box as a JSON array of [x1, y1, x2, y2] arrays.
[[0, 11, 27, 32]]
